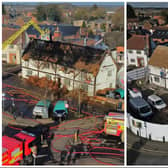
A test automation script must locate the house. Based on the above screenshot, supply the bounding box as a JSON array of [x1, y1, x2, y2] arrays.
[[148, 45, 168, 89], [111, 46, 124, 64], [69, 37, 109, 50], [73, 20, 87, 27], [127, 18, 139, 30], [21, 39, 118, 96], [151, 26, 168, 44], [88, 19, 112, 34], [153, 16, 165, 25], [2, 26, 28, 65], [127, 35, 150, 67], [26, 24, 80, 41]]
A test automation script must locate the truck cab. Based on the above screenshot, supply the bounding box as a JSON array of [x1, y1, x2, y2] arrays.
[[53, 100, 69, 121], [104, 112, 124, 142], [2, 131, 39, 165]]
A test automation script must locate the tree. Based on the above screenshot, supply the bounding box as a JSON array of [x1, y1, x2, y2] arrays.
[[2, 4, 6, 15], [35, 5, 47, 21], [82, 21, 86, 28], [111, 7, 124, 31], [91, 4, 98, 10], [127, 4, 136, 18], [161, 9, 168, 24], [35, 4, 62, 22]]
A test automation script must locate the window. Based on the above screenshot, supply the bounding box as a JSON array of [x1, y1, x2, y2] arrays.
[[2, 54, 6, 58], [109, 83, 112, 88], [154, 76, 160, 83], [45, 63, 50, 69], [25, 61, 29, 67], [11, 148, 20, 157], [81, 84, 88, 92], [46, 74, 52, 80], [10, 45, 14, 49], [130, 59, 135, 63], [108, 70, 112, 76], [27, 70, 32, 76], [136, 50, 141, 54], [128, 50, 133, 53], [64, 78, 70, 87]]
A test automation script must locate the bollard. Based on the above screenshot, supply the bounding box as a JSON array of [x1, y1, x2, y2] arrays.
[[163, 136, 165, 143], [137, 131, 139, 136], [149, 134, 151, 141]]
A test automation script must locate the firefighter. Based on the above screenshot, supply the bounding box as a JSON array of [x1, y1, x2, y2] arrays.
[[11, 98, 17, 119], [47, 132, 54, 160], [59, 150, 67, 165]]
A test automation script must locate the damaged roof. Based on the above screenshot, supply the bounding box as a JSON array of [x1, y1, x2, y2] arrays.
[[22, 39, 105, 76]]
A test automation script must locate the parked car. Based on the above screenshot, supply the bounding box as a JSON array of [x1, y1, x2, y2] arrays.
[[129, 97, 153, 119], [147, 95, 167, 111], [53, 100, 69, 121], [106, 88, 124, 99], [32, 100, 52, 119], [2, 92, 13, 112], [128, 88, 142, 99]]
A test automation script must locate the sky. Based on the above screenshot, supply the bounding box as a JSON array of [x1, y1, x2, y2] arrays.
[[128, 2, 168, 8], [3, 2, 124, 6]]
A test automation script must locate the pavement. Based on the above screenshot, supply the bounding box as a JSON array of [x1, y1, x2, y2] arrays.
[[127, 129, 168, 165]]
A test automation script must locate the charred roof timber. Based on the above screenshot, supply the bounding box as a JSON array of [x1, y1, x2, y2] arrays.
[[22, 39, 106, 75]]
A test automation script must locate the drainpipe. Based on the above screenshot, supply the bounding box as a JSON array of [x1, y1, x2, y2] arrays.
[[93, 75, 97, 96]]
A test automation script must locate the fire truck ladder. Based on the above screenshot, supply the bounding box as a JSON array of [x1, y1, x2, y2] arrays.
[[2, 19, 45, 50]]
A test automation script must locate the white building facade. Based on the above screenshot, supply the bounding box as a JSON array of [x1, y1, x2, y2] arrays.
[[22, 53, 117, 96], [127, 49, 148, 67]]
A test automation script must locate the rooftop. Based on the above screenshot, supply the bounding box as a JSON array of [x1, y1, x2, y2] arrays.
[[148, 45, 168, 69], [152, 29, 168, 39], [127, 34, 148, 50], [23, 39, 105, 76]]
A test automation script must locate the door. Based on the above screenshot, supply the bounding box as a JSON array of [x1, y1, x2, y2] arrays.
[[9, 53, 17, 64], [137, 57, 144, 67]]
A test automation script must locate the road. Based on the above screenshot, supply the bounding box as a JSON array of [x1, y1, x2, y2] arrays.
[[127, 82, 168, 124], [127, 129, 168, 165], [2, 80, 124, 166]]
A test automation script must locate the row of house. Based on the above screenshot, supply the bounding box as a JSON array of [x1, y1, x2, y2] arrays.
[[21, 39, 124, 96]]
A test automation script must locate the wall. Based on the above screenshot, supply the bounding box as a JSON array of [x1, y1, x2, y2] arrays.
[[127, 113, 168, 142], [127, 49, 148, 67], [3, 45, 21, 64], [96, 54, 117, 91], [22, 58, 96, 96], [149, 65, 168, 89]]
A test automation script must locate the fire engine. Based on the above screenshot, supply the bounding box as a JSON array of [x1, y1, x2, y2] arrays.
[[104, 112, 124, 142], [2, 130, 40, 165]]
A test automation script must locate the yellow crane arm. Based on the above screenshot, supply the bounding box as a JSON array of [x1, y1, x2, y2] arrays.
[[2, 20, 45, 50]]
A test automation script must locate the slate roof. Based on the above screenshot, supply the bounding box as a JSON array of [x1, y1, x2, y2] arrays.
[[26, 24, 80, 38], [152, 29, 168, 39]]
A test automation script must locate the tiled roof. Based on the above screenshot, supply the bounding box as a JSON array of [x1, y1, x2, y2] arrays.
[[127, 35, 148, 50]]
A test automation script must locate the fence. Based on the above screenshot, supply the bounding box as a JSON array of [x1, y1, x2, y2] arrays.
[[127, 67, 148, 82], [127, 113, 168, 142]]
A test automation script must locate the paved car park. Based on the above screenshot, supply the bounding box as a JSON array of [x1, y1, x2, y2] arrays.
[[127, 81, 168, 124]]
